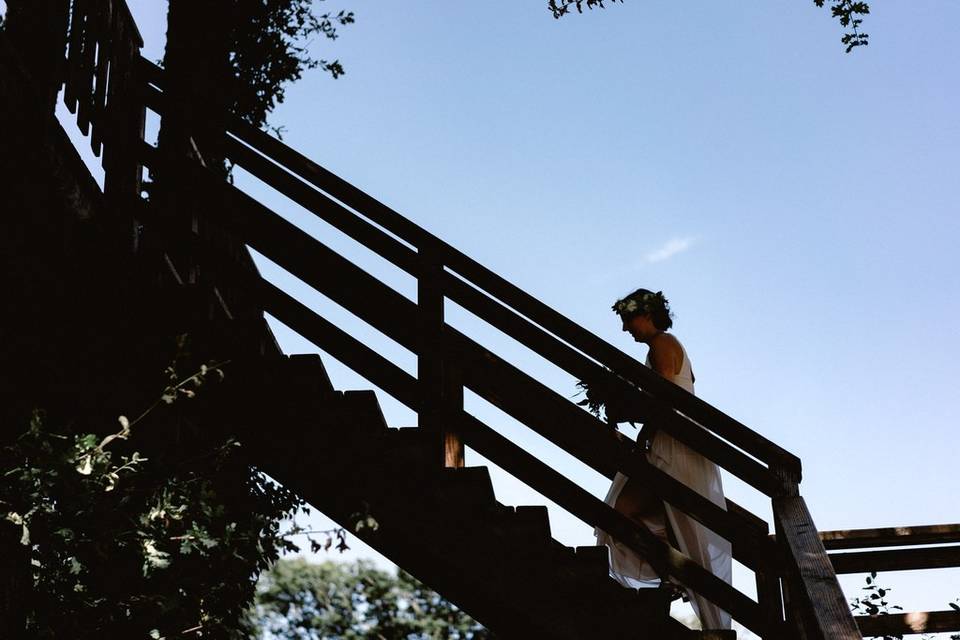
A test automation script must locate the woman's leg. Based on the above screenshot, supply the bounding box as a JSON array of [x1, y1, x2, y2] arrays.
[[613, 476, 669, 543]]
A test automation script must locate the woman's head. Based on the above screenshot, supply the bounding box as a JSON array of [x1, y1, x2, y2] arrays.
[[612, 288, 674, 331]]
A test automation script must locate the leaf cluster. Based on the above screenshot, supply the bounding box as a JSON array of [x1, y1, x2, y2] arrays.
[[549, 0, 870, 53], [548, 0, 623, 19], [248, 558, 492, 639], [0, 347, 307, 639], [814, 0, 870, 52], [575, 368, 641, 428]]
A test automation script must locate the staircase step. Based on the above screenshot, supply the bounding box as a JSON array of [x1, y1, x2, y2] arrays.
[[511, 505, 552, 542], [434, 467, 496, 509], [286, 353, 334, 394], [572, 545, 614, 581], [341, 389, 388, 431]]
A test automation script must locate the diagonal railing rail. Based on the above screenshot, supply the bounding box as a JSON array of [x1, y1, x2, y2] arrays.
[[10, 2, 862, 637]]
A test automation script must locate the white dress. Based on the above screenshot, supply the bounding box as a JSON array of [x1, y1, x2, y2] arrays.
[[594, 339, 733, 630]]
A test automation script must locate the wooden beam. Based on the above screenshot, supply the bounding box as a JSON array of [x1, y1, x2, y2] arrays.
[[773, 495, 861, 640], [221, 134, 421, 278], [820, 523, 960, 550], [829, 545, 960, 574]]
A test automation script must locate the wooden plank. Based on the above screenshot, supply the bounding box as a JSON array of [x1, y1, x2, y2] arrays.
[[418, 249, 449, 467], [773, 495, 861, 640], [444, 364, 465, 468], [89, 0, 114, 156], [728, 499, 769, 534], [829, 545, 960, 574], [221, 134, 420, 277], [820, 523, 960, 550], [64, 0, 86, 113], [102, 21, 144, 219], [75, 0, 100, 135], [855, 610, 960, 636], [137, 54, 164, 88]]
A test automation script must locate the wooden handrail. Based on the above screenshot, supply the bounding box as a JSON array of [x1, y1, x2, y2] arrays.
[[139, 61, 800, 486], [221, 126, 795, 481], [199, 94, 801, 477], [820, 523, 960, 550], [830, 546, 960, 574]]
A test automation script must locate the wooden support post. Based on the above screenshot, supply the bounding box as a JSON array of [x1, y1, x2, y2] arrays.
[[154, 0, 234, 284], [102, 22, 145, 254], [444, 364, 465, 468], [417, 247, 463, 467], [773, 491, 862, 640]]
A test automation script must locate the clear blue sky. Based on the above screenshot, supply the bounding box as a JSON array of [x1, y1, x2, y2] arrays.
[[23, 0, 960, 632]]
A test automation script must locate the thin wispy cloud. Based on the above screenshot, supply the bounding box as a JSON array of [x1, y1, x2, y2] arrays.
[[645, 237, 695, 263]]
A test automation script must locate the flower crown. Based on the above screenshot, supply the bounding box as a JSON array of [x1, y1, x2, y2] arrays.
[[612, 291, 669, 318]]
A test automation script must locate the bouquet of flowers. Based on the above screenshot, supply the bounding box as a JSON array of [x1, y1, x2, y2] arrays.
[[574, 368, 643, 428]]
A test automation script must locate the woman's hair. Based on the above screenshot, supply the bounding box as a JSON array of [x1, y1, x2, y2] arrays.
[[612, 288, 674, 330]]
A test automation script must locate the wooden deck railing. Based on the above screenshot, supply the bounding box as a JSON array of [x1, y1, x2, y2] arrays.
[[133, 51, 860, 638], [9, 3, 864, 637], [821, 523, 960, 637], [61, 0, 145, 231]]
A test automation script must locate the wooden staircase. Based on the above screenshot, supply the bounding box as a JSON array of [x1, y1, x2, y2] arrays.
[[217, 354, 734, 639], [18, 2, 955, 638]]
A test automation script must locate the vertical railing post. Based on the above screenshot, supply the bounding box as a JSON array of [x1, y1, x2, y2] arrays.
[[444, 363, 465, 468], [417, 245, 464, 468], [152, 0, 235, 291], [102, 15, 145, 254]]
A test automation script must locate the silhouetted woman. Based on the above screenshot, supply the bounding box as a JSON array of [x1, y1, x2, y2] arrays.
[[594, 288, 732, 630]]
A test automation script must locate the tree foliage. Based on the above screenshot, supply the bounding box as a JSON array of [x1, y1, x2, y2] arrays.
[[248, 558, 492, 639], [0, 343, 310, 639], [227, 0, 355, 136], [547, 0, 870, 52]]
